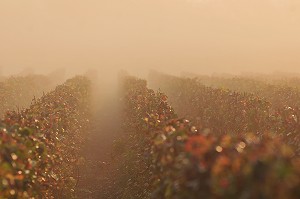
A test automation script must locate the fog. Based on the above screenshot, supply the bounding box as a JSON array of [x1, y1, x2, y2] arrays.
[[3, 2, 300, 198], [1, 0, 300, 77]]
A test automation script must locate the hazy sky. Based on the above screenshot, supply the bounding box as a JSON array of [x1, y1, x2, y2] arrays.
[[0, 0, 300, 75]]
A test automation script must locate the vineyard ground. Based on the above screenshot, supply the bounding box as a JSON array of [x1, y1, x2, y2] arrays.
[[77, 81, 123, 198]]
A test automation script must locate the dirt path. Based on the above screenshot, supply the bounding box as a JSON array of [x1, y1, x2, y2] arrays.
[[76, 78, 123, 199]]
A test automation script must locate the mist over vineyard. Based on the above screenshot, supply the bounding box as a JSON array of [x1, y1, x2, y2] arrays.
[[2, 0, 300, 199]]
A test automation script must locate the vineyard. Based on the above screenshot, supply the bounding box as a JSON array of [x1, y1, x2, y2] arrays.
[[1, 72, 300, 198], [0, 76, 90, 198]]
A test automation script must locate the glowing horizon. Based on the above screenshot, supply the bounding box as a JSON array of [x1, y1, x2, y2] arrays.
[[0, 0, 300, 75]]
